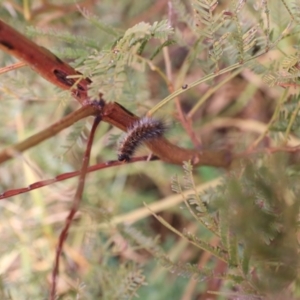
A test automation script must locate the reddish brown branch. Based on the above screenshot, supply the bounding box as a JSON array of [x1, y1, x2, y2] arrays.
[[3, 144, 300, 201], [50, 115, 101, 299], [101, 102, 231, 167], [0, 19, 90, 103], [0, 156, 159, 200], [0, 19, 231, 168]]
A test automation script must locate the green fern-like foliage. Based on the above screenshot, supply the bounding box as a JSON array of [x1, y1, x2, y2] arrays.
[[121, 225, 162, 255], [263, 53, 300, 87], [80, 263, 147, 300], [159, 255, 214, 281], [155, 154, 299, 297], [78, 20, 173, 101], [172, 164, 218, 233], [190, 0, 263, 69], [271, 94, 300, 136], [118, 268, 147, 300], [173, 155, 300, 296]]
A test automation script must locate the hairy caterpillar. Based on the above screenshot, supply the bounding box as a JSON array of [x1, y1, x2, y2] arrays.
[[117, 117, 167, 162]]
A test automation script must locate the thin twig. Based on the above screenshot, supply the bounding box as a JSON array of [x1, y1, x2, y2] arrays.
[[249, 88, 290, 150], [50, 115, 101, 299], [0, 61, 26, 74], [283, 100, 300, 145], [187, 69, 242, 119], [160, 1, 202, 148], [0, 155, 159, 200], [0, 105, 97, 164]]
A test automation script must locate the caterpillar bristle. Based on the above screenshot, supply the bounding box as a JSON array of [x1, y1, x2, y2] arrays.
[[117, 117, 167, 162]]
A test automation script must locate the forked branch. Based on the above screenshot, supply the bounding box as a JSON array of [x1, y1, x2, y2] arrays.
[[0, 19, 232, 169]]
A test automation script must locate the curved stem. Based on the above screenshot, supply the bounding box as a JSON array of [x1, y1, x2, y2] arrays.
[[0, 105, 97, 164]]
